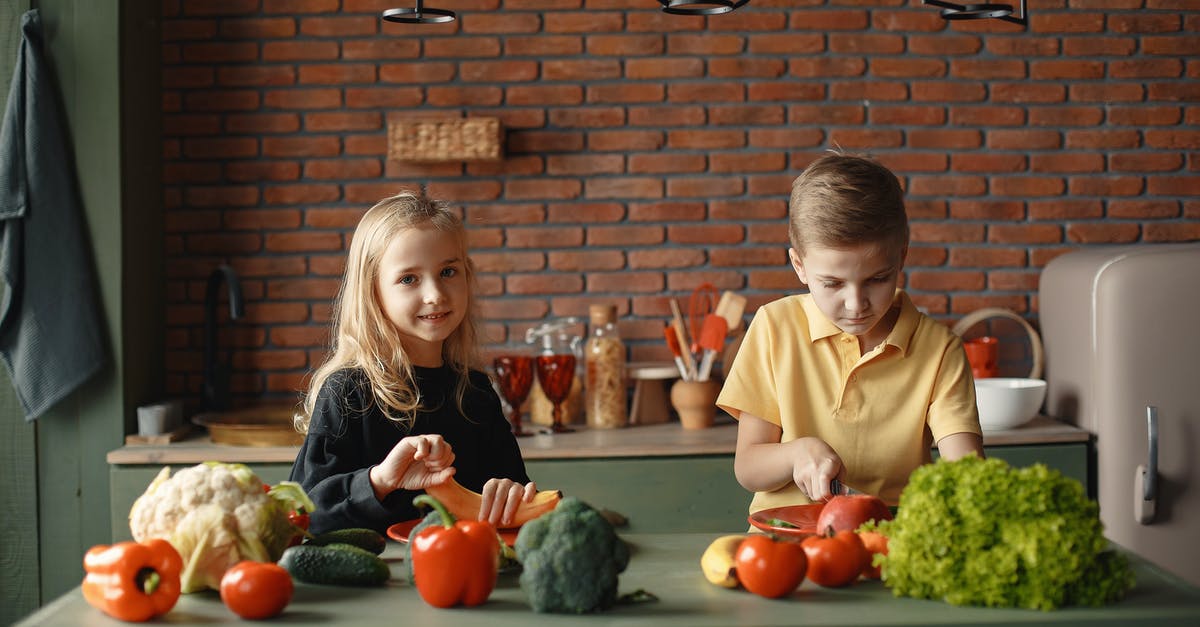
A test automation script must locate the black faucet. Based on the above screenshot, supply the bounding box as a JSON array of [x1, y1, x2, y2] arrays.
[[202, 265, 244, 412]]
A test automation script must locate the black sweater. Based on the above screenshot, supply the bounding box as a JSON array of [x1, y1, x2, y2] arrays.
[[289, 366, 530, 534]]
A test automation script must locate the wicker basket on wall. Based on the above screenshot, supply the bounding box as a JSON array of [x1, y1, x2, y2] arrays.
[[387, 116, 503, 162]]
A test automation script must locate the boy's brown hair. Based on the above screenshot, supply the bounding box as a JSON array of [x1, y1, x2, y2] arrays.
[[788, 153, 909, 258]]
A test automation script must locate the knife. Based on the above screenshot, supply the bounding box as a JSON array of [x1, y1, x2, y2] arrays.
[[829, 478, 864, 496]]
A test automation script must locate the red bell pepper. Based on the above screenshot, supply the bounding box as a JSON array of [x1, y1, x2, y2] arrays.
[[734, 534, 807, 599], [82, 538, 183, 622], [266, 482, 311, 547], [286, 507, 310, 547], [409, 494, 500, 608]]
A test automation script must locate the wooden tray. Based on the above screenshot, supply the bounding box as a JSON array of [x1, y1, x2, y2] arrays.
[[125, 423, 192, 446], [192, 405, 304, 447]]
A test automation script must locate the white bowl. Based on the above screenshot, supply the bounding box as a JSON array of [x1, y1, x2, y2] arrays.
[[974, 377, 1047, 430]]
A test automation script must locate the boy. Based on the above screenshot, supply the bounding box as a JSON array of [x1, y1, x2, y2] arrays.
[[716, 153, 983, 512]]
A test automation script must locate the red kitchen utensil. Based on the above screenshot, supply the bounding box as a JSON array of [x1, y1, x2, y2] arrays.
[[663, 324, 690, 381], [687, 283, 718, 354], [747, 504, 824, 538], [695, 314, 728, 382]]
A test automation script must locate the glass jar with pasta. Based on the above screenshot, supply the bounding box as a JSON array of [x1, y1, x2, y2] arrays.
[[585, 304, 627, 429]]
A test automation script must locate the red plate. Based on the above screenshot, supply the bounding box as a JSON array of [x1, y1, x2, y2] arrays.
[[747, 504, 824, 538], [387, 519, 521, 546]]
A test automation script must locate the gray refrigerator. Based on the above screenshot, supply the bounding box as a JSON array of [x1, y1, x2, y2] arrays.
[[1040, 242, 1200, 587]]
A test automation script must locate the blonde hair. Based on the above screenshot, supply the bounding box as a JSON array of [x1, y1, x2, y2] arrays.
[[296, 190, 481, 433], [788, 153, 909, 259]]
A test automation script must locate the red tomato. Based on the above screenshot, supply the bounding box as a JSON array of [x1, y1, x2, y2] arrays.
[[858, 530, 889, 580], [801, 529, 868, 588], [220, 561, 293, 620], [733, 534, 807, 599]]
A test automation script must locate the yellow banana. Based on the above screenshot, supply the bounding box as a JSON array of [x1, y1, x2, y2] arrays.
[[701, 534, 746, 588], [424, 477, 562, 528]]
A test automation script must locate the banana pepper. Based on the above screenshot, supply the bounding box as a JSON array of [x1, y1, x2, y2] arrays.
[[82, 538, 183, 622], [409, 494, 500, 608]]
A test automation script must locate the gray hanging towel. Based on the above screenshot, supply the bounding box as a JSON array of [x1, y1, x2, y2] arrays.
[[0, 9, 107, 420]]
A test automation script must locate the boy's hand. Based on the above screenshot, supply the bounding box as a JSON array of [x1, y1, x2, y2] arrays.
[[478, 478, 538, 527], [790, 437, 844, 503], [369, 434, 457, 500]]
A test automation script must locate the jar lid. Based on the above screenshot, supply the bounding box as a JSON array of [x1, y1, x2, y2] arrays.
[[589, 304, 617, 325]]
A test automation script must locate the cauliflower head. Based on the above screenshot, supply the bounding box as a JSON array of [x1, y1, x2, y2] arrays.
[[129, 462, 314, 593]]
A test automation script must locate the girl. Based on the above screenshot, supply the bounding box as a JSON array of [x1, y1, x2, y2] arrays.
[[290, 191, 536, 535]]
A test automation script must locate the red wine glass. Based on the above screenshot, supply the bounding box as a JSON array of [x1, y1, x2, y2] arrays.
[[493, 354, 534, 437], [535, 353, 576, 433]]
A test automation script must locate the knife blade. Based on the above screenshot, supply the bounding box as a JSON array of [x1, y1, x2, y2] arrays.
[[829, 478, 864, 496]]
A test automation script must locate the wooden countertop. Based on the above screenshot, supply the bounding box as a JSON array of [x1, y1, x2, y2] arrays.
[[18, 533, 1200, 626], [106, 415, 1088, 466]]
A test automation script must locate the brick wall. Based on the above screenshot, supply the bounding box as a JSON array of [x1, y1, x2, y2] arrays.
[[161, 0, 1199, 405]]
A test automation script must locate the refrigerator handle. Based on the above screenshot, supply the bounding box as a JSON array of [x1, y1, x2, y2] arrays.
[[1145, 406, 1158, 501], [1134, 405, 1158, 525]]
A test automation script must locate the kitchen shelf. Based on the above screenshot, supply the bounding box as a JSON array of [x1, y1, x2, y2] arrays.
[[105, 414, 1086, 465]]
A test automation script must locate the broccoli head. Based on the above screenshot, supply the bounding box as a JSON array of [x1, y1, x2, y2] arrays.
[[514, 497, 630, 613]]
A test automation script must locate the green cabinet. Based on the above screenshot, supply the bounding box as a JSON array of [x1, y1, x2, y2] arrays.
[[108, 442, 1088, 541], [525, 455, 747, 533], [969, 444, 1091, 494]]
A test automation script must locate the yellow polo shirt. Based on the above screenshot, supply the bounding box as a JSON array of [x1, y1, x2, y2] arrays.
[[717, 291, 981, 512]]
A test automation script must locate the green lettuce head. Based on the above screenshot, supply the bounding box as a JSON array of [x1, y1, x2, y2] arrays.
[[878, 455, 1134, 610]]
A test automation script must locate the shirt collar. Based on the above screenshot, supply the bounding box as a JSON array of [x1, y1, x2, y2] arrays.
[[803, 290, 920, 355], [886, 291, 920, 355], [803, 296, 843, 342]]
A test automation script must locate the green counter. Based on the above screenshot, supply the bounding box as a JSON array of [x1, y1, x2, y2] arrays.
[[18, 533, 1200, 626]]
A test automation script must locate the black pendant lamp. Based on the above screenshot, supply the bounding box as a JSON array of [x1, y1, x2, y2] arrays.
[[923, 0, 1027, 26], [382, 0, 456, 24], [657, 0, 749, 16]]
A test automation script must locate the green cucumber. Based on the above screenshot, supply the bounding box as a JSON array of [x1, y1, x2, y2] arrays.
[[278, 544, 390, 586], [306, 527, 387, 555]]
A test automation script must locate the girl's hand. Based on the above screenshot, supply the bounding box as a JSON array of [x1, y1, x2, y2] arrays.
[[369, 435, 456, 500], [790, 437, 843, 503], [478, 478, 538, 527]]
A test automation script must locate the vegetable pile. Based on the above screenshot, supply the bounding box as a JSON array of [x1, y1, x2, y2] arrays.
[[514, 496, 630, 613], [129, 462, 315, 593], [878, 455, 1135, 610]]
